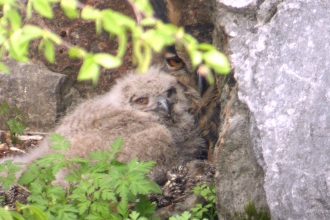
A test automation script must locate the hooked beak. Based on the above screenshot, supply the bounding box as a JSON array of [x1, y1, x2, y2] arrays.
[[154, 96, 171, 116], [157, 97, 170, 114]]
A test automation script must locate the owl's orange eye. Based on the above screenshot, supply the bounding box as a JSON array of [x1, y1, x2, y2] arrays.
[[135, 97, 148, 105], [167, 57, 184, 67]]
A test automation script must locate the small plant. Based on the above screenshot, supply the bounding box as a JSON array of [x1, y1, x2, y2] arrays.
[[243, 202, 270, 220], [232, 202, 271, 220], [0, 102, 26, 143], [0, 134, 162, 219], [190, 183, 217, 219], [169, 183, 217, 220]]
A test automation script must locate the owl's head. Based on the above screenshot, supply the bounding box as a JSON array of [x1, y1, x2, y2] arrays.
[[105, 66, 189, 120]]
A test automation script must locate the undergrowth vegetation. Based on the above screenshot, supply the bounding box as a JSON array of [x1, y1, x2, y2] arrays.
[[0, 134, 217, 220], [0, 102, 26, 143]]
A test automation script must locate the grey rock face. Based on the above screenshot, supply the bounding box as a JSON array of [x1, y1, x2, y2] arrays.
[[214, 82, 269, 219], [215, 0, 330, 219], [0, 59, 79, 132]]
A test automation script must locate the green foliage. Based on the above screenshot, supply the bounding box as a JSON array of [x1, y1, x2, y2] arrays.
[[2, 134, 161, 219], [243, 202, 270, 220], [169, 183, 217, 220], [0, 160, 23, 190], [191, 183, 217, 220], [0, 102, 26, 143], [0, 206, 14, 220], [232, 202, 271, 220], [169, 211, 192, 220], [0, 0, 230, 83]]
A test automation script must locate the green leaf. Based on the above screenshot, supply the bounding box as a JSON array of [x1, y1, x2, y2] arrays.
[[88, 151, 104, 161], [8, 211, 24, 220], [9, 29, 29, 62], [203, 50, 231, 74], [117, 199, 129, 218], [19, 168, 39, 185], [0, 62, 9, 74], [60, 0, 78, 18], [189, 50, 203, 69], [134, 195, 156, 217], [5, 161, 22, 174], [116, 31, 127, 58], [133, 0, 153, 17], [183, 33, 198, 45], [0, 102, 10, 115], [32, 0, 54, 19], [68, 47, 86, 58], [101, 189, 116, 201], [110, 137, 123, 155], [26, 0, 33, 19], [44, 39, 55, 63], [44, 31, 62, 44], [77, 200, 91, 215], [0, 207, 13, 220], [129, 211, 140, 220], [101, 10, 120, 34], [81, 7, 100, 20], [140, 17, 156, 26], [0, 175, 15, 190], [49, 133, 71, 150], [198, 43, 215, 51], [142, 30, 166, 52], [135, 41, 151, 73], [93, 53, 122, 69], [6, 118, 25, 135], [78, 54, 100, 84], [7, 9, 21, 31], [17, 202, 47, 220], [114, 12, 136, 29], [95, 16, 102, 35], [22, 25, 43, 40]]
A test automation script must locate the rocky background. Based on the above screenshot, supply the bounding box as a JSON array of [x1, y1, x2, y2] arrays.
[[215, 0, 330, 219], [1, 0, 329, 219]]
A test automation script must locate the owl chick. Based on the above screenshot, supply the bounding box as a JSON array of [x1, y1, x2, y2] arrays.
[[0, 66, 206, 184], [55, 66, 206, 165]]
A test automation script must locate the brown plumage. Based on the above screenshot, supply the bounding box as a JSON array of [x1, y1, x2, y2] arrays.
[[55, 66, 206, 166], [153, 46, 220, 156], [0, 66, 206, 184], [150, 0, 221, 160]]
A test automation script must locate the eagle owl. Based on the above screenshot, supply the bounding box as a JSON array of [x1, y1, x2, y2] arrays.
[[150, 0, 221, 160], [0, 66, 206, 184]]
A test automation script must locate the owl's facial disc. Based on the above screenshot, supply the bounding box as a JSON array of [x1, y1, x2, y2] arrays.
[[130, 87, 177, 117], [134, 96, 172, 116]]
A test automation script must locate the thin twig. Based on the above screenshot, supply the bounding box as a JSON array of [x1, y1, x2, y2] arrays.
[[16, 183, 31, 194]]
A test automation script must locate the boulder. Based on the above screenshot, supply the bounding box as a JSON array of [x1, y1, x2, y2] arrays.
[[0, 59, 79, 132], [214, 0, 330, 219]]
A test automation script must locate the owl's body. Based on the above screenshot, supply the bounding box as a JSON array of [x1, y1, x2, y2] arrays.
[[150, 0, 221, 160], [0, 67, 206, 183], [56, 66, 205, 164], [152, 45, 220, 161]]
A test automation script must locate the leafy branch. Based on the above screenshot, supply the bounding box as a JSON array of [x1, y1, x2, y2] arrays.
[[0, 0, 230, 83]]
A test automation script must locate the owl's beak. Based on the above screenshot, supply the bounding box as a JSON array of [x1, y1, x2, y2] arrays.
[[154, 96, 171, 116]]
